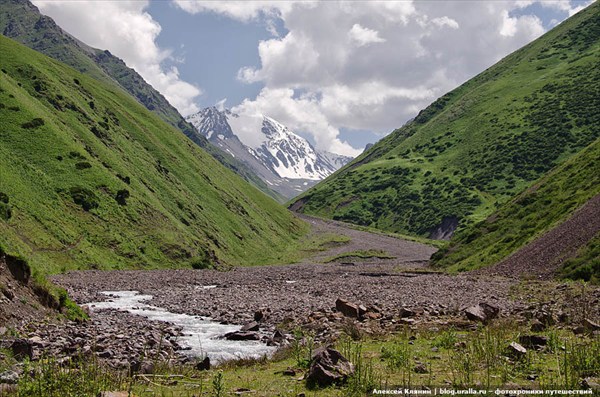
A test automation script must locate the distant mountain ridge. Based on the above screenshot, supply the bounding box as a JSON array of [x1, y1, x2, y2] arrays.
[[0, 0, 284, 202], [187, 107, 353, 198]]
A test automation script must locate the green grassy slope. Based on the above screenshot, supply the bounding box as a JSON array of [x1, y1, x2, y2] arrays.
[[431, 138, 599, 277], [0, 0, 285, 203], [0, 36, 306, 275], [290, 2, 599, 237]]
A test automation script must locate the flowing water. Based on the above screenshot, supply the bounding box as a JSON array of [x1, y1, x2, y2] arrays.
[[86, 291, 274, 363]]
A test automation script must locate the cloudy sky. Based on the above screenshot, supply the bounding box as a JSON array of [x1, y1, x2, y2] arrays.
[[33, 0, 593, 156]]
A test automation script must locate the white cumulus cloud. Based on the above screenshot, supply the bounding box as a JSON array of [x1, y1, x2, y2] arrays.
[[349, 24, 386, 47], [174, 0, 586, 156], [32, 0, 202, 116]]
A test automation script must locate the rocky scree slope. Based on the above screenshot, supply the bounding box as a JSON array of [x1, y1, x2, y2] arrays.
[[187, 107, 353, 198], [0, 36, 306, 276], [290, 2, 600, 239], [0, 0, 283, 202], [433, 138, 599, 282]]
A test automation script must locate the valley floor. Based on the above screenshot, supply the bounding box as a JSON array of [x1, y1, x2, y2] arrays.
[[2, 216, 599, 396]]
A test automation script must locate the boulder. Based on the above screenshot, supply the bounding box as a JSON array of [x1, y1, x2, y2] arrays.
[[336, 298, 359, 319], [464, 303, 499, 323], [306, 347, 354, 387], [241, 321, 259, 332], [224, 331, 260, 341]]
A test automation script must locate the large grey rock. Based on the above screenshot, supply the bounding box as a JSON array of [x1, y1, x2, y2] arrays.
[[464, 303, 499, 323], [335, 298, 359, 319], [306, 347, 354, 387]]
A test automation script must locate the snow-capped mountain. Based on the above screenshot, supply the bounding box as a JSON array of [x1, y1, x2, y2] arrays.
[[186, 107, 353, 198]]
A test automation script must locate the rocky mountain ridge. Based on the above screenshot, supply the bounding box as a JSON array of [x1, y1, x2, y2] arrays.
[[187, 107, 353, 198]]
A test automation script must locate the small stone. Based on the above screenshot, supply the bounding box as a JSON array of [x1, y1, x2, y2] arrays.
[[254, 311, 264, 322], [195, 357, 210, 371], [399, 307, 416, 318], [0, 370, 19, 384], [10, 339, 33, 360], [535, 311, 556, 326], [224, 331, 260, 341], [519, 335, 548, 348], [0, 385, 17, 395], [573, 326, 586, 335], [98, 350, 113, 359], [530, 321, 546, 332], [583, 318, 600, 331], [508, 342, 527, 358], [99, 392, 133, 397], [241, 321, 259, 332], [581, 377, 600, 391], [413, 363, 428, 374], [282, 368, 296, 376]]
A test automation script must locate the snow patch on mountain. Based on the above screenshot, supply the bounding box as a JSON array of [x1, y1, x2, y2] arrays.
[[187, 107, 353, 182]]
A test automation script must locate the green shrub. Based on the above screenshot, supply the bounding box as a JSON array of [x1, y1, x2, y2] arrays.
[[115, 189, 129, 205], [0, 202, 11, 220], [69, 186, 98, 211], [21, 118, 44, 129], [75, 161, 91, 170], [190, 253, 213, 270]]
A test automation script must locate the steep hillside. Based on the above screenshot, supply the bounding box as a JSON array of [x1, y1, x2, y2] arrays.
[[290, 2, 599, 238], [431, 138, 599, 281], [0, 0, 283, 202], [0, 36, 306, 275]]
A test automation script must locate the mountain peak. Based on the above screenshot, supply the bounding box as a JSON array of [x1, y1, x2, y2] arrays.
[[186, 107, 353, 197]]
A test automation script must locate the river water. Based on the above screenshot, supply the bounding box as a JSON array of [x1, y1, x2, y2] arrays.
[[86, 290, 274, 363]]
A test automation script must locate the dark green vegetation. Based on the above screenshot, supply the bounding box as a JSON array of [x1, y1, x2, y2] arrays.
[[0, 36, 305, 275], [323, 249, 395, 263], [291, 2, 599, 237], [432, 139, 599, 279], [0, 0, 285, 202]]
